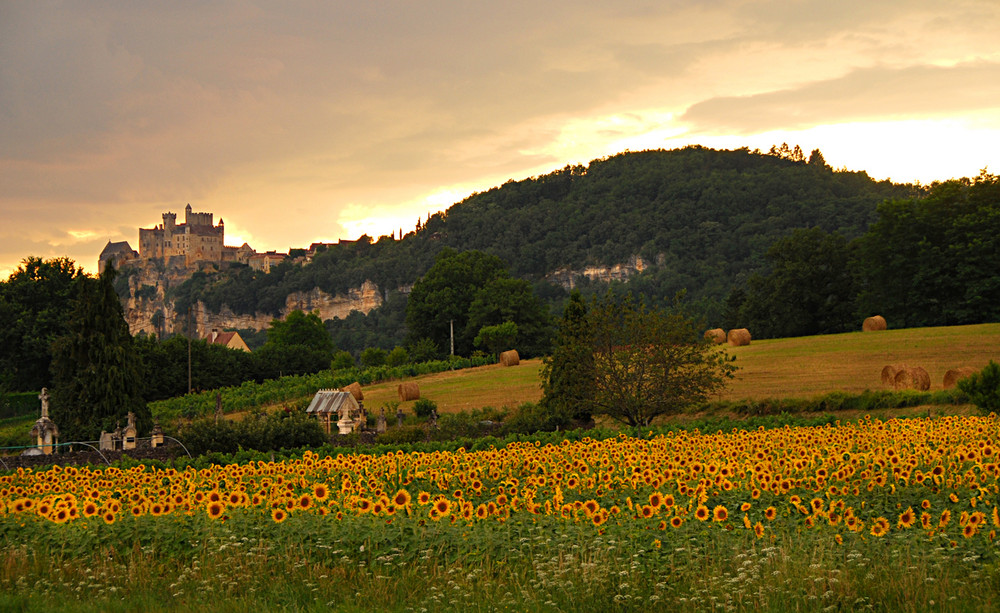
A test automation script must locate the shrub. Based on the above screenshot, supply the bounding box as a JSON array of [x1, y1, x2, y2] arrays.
[[500, 402, 572, 435], [331, 351, 355, 370], [360, 347, 388, 368], [413, 398, 437, 419], [386, 346, 409, 367], [957, 361, 1000, 414]]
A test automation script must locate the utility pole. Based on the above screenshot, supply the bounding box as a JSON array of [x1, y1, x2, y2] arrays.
[[450, 319, 454, 356], [187, 305, 192, 395]]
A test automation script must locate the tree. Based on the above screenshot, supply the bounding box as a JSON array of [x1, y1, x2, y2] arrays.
[[465, 277, 553, 357], [255, 310, 335, 379], [264, 310, 334, 353], [360, 347, 387, 368], [474, 322, 518, 359], [957, 361, 1000, 415], [539, 291, 596, 424], [0, 256, 83, 392], [735, 228, 855, 338], [405, 249, 510, 356], [585, 293, 736, 427], [50, 265, 151, 441]]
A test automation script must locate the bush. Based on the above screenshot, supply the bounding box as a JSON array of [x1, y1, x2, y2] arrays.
[[958, 361, 1000, 414], [386, 346, 409, 367], [360, 347, 387, 368], [500, 402, 571, 435], [413, 398, 437, 419], [178, 409, 328, 455], [331, 351, 355, 370]]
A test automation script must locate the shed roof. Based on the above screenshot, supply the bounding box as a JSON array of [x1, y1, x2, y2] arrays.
[[305, 390, 359, 414]]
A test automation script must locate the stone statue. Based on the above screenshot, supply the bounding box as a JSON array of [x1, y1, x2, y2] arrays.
[[38, 388, 50, 419], [376, 408, 387, 434], [396, 407, 405, 427]]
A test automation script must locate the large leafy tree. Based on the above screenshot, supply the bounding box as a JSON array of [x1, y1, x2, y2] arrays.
[[50, 265, 151, 441], [0, 256, 83, 391], [731, 228, 855, 339], [405, 249, 510, 356], [539, 291, 596, 424], [465, 277, 553, 357], [255, 310, 335, 379], [585, 293, 736, 427], [855, 172, 1000, 327]]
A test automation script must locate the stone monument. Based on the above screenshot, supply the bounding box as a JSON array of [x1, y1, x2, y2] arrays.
[[376, 407, 387, 434], [122, 411, 138, 450], [29, 388, 59, 454]]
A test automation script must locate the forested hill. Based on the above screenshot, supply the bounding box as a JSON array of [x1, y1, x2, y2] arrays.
[[175, 146, 917, 320]]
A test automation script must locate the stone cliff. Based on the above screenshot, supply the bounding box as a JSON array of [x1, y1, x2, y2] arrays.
[[122, 265, 384, 337], [544, 255, 654, 289]]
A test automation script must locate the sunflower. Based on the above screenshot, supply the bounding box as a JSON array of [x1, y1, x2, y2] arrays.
[[939, 509, 952, 528], [271, 508, 287, 523], [670, 516, 683, 528], [102, 511, 116, 525], [206, 501, 225, 519], [963, 522, 978, 539], [740, 502, 752, 512], [648, 492, 663, 509], [433, 498, 452, 517], [694, 505, 710, 521], [870, 517, 890, 537], [712, 505, 728, 522], [897, 507, 916, 529], [753, 522, 765, 539], [298, 494, 313, 511], [393, 489, 411, 507], [417, 492, 431, 505], [356, 498, 373, 514], [313, 483, 329, 501], [764, 506, 777, 521], [640, 505, 655, 519], [83, 501, 99, 518]]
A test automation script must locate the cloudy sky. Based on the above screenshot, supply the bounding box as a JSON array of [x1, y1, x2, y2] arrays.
[[2, 1, 999, 278]]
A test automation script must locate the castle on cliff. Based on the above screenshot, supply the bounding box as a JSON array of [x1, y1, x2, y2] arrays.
[[99, 204, 269, 272]]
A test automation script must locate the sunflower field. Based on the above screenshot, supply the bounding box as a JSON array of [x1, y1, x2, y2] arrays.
[[4, 415, 1000, 611]]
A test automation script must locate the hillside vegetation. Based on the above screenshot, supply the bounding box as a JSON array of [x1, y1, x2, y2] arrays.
[[171, 146, 915, 321]]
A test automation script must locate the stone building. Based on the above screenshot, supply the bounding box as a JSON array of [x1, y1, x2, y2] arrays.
[[98, 241, 139, 273], [138, 204, 244, 267]]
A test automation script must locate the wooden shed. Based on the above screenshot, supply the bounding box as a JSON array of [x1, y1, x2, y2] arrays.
[[305, 389, 362, 434]]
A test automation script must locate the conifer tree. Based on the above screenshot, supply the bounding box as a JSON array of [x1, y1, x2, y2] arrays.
[[50, 264, 150, 442], [540, 291, 596, 424]]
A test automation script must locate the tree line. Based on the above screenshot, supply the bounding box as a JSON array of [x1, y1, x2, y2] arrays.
[[722, 171, 1000, 338]]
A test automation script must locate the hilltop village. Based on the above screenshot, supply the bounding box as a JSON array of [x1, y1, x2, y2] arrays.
[[97, 204, 339, 275]]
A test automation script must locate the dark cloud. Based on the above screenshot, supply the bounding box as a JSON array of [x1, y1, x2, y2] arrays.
[[681, 61, 1000, 134]]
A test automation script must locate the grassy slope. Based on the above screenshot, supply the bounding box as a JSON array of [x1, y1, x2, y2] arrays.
[[358, 323, 1000, 413]]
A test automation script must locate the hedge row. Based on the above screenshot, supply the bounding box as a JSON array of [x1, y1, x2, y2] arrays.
[[149, 356, 494, 420]]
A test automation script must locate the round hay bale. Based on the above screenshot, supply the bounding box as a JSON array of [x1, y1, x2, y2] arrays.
[[943, 367, 978, 389], [499, 349, 520, 366], [343, 382, 364, 401], [894, 366, 930, 391], [704, 328, 726, 344], [397, 382, 420, 402], [880, 364, 907, 386], [862, 315, 887, 332], [727, 328, 751, 347]]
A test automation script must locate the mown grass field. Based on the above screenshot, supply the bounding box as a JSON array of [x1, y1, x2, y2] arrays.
[[359, 323, 1000, 414]]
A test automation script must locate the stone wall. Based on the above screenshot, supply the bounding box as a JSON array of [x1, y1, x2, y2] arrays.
[[1, 443, 186, 471]]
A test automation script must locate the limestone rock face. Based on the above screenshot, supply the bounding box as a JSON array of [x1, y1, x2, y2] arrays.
[[544, 255, 650, 290], [122, 267, 385, 337]]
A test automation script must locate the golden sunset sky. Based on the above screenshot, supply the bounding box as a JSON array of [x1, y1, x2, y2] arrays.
[[2, 1, 998, 278]]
